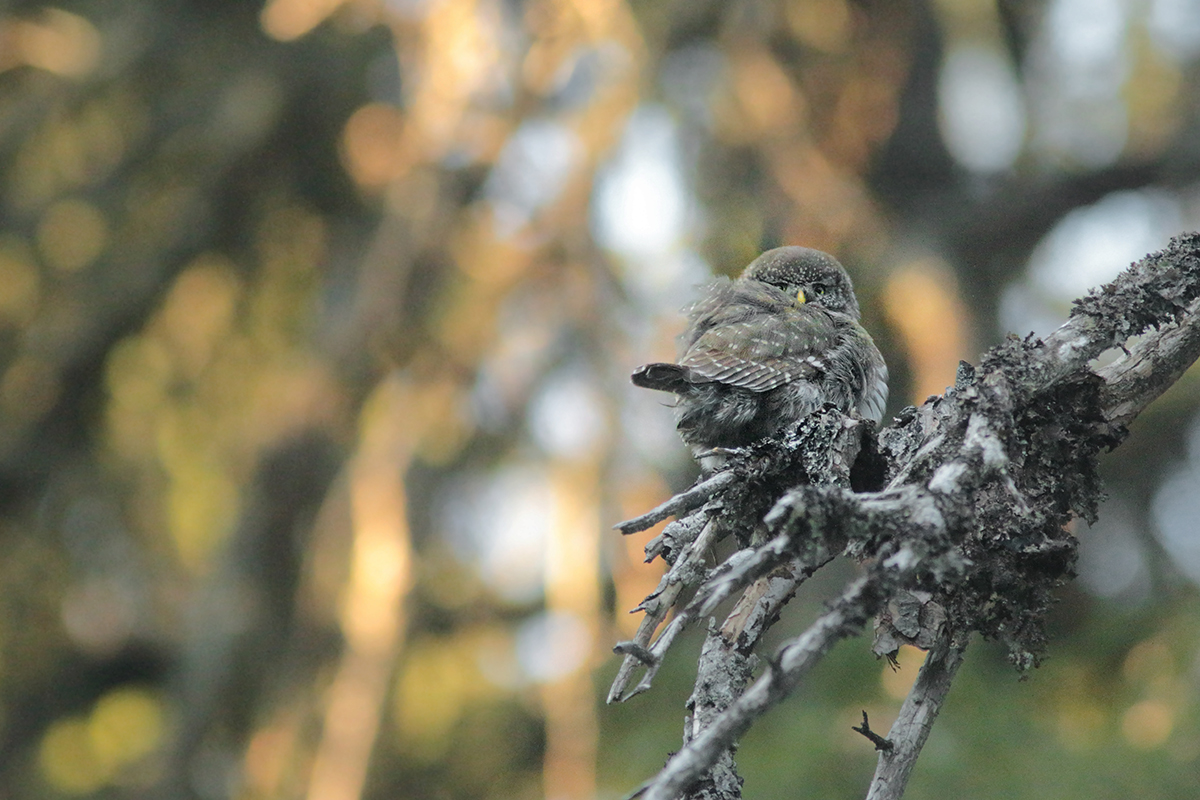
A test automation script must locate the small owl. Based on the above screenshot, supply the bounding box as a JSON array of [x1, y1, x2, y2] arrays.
[[632, 247, 888, 457]]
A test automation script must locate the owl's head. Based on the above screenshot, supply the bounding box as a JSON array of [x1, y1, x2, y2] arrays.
[[741, 246, 861, 319]]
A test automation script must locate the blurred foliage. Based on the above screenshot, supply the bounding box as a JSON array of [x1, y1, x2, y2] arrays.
[[1, 0, 1200, 799]]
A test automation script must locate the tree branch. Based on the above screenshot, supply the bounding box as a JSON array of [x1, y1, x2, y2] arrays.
[[866, 637, 967, 800], [618, 234, 1200, 800], [1097, 294, 1200, 427], [615, 472, 737, 535]]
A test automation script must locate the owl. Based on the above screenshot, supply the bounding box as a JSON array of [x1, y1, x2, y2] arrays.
[[632, 247, 888, 457]]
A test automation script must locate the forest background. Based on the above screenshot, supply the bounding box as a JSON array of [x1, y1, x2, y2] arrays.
[[2, 0, 1200, 798]]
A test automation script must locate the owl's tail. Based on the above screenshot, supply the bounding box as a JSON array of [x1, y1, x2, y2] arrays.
[[631, 362, 693, 393]]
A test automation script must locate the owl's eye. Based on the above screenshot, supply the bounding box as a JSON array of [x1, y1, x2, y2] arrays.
[[811, 284, 827, 297]]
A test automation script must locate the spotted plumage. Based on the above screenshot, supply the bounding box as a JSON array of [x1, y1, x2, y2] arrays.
[[632, 247, 888, 456]]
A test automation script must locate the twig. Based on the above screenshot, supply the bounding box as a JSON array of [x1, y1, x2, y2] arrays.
[[717, 557, 827, 644], [853, 711, 893, 752], [689, 535, 800, 619], [609, 515, 726, 702], [607, 579, 686, 703], [614, 471, 736, 534]]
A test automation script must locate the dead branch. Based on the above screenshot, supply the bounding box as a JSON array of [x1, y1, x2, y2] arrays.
[[615, 234, 1200, 800]]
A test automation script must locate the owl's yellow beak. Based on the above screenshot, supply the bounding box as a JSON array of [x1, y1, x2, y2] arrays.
[[796, 288, 807, 305]]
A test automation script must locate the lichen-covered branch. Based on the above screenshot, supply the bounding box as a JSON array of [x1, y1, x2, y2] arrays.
[[617, 234, 1200, 800], [609, 412, 868, 704]]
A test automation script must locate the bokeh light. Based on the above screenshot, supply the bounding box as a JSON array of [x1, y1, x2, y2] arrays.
[[938, 44, 1026, 174], [38, 687, 164, 794]]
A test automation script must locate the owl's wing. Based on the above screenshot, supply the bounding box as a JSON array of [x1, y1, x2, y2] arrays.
[[679, 315, 832, 392], [858, 356, 889, 423]]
